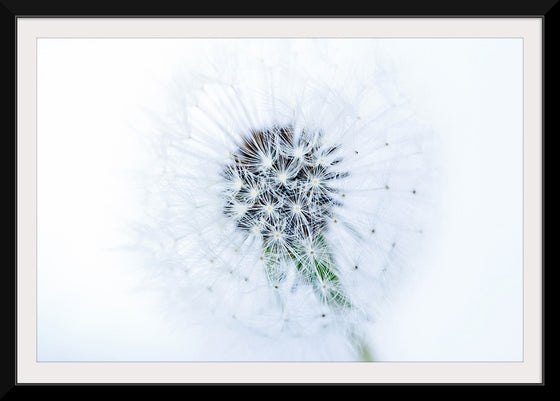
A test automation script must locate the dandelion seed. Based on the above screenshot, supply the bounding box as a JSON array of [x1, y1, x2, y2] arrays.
[[293, 146, 305, 160], [249, 188, 259, 199], [277, 172, 288, 184]]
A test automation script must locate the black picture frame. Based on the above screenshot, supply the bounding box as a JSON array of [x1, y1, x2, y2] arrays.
[[4, 0, 553, 392]]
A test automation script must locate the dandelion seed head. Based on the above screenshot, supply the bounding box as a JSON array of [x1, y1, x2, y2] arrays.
[[140, 39, 440, 359], [222, 125, 346, 253]]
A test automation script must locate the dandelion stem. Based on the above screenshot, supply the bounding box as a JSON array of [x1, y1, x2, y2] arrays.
[[265, 234, 374, 361], [352, 332, 375, 362]]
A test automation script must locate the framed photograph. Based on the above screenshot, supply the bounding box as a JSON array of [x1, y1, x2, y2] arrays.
[[8, 3, 549, 388]]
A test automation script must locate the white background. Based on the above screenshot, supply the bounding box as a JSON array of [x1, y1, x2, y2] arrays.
[[36, 38, 523, 362]]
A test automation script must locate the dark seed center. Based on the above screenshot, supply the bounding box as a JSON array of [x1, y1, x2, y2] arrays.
[[222, 124, 347, 245]]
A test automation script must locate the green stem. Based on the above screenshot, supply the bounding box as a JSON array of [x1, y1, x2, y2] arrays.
[[352, 331, 375, 362], [264, 235, 375, 361]]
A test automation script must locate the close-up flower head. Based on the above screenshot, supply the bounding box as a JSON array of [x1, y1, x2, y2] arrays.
[[138, 39, 437, 361]]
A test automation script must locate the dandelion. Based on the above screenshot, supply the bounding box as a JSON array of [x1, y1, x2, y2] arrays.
[[140, 39, 436, 361]]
